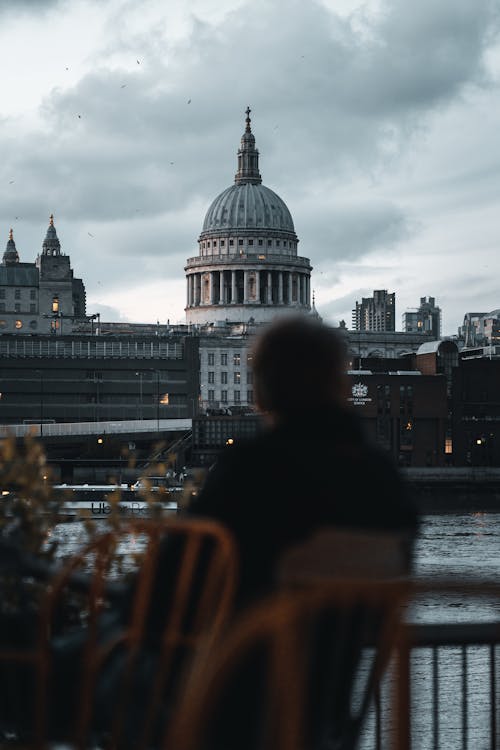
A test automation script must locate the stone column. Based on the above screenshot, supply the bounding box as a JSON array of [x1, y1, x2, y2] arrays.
[[255, 270, 261, 303], [218, 271, 224, 304], [306, 275, 310, 306], [243, 270, 249, 303], [288, 272, 293, 304], [231, 270, 237, 304], [278, 272, 284, 304], [267, 271, 272, 303], [206, 272, 212, 305], [187, 275, 191, 307]]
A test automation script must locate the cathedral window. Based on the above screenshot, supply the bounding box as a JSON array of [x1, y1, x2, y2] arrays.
[[15, 289, 21, 300], [30, 289, 36, 299], [221, 353, 227, 365], [221, 371, 228, 384], [221, 390, 228, 403], [208, 390, 215, 402], [234, 390, 241, 402], [213, 240, 217, 247], [0, 289, 5, 298], [220, 240, 225, 247], [208, 372, 215, 384], [267, 239, 272, 247], [208, 353, 215, 365], [229, 239, 234, 246], [0, 303, 5, 312], [233, 353, 241, 365], [234, 372, 240, 384], [248, 239, 253, 246], [238, 239, 243, 246], [14, 304, 20, 312], [276, 240, 280, 247], [258, 239, 263, 246]]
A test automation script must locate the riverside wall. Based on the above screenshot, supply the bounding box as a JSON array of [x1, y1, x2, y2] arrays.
[[402, 468, 500, 513]]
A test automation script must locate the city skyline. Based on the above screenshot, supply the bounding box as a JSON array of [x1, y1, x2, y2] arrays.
[[1, 0, 499, 336]]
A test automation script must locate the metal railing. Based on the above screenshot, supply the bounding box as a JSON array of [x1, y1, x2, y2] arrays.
[[362, 581, 500, 749], [0, 418, 192, 439], [396, 622, 499, 750]]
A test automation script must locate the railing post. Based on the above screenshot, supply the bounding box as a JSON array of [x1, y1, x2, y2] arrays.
[[394, 626, 411, 749]]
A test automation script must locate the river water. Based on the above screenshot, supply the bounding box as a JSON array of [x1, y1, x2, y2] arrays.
[[49, 512, 500, 749]]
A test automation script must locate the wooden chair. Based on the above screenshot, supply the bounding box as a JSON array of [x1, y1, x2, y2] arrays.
[[165, 579, 409, 750], [0, 516, 239, 750], [275, 527, 414, 586]]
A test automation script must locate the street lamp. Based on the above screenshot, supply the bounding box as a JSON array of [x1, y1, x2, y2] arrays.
[[135, 371, 143, 421], [154, 369, 160, 432], [36, 370, 44, 438]]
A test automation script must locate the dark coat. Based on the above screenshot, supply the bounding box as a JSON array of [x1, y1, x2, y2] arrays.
[[187, 406, 419, 609]]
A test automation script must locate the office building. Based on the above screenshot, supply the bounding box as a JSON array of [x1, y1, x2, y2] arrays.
[[352, 290, 395, 332]]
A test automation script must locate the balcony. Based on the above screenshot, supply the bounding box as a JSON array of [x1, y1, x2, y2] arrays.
[[185, 253, 311, 269]]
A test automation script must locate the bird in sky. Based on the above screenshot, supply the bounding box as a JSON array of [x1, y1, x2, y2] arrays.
[[187, 98, 191, 104], [88, 232, 94, 238], [137, 59, 141, 64], [9, 180, 14, 184], [121, 84, 127, 88], [78, 114, 82, 118]]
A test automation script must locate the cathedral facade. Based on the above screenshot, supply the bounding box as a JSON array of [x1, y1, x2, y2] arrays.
[[185, 109, 312, 325]]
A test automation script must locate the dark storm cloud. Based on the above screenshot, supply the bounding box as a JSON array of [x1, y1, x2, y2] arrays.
[[1, 0, 500, 331], [3, 0, 499, 227], [0, 0, 61, 14], [294, 199, 413, 265]]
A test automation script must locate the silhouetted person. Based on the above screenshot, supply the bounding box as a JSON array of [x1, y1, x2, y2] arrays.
[[186, 314, 419, 609]]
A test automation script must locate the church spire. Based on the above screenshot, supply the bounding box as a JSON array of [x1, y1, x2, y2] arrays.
[[234, 106, 262, 185], [2, 227, 20, 265], [42, 213, 61, 256]]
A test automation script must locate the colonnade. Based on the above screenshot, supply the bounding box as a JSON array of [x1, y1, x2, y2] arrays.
[[186, 269, 310, 307]]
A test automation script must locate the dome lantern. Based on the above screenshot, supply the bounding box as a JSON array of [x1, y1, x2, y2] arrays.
[[234, 107, 262, 186]]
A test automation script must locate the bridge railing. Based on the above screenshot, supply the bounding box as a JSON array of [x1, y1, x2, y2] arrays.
[[0, 418, 192, 439]]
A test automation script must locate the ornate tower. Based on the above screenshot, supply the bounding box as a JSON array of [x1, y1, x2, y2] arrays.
[[2, 228, 20, 266], [185, 109, 312, 325]]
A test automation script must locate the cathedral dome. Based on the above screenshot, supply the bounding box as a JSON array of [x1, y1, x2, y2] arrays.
[[202, 182, 295, 234], [186, 109, 311, 329]]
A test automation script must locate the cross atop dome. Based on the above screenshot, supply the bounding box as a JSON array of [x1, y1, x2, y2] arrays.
[[245, 106, 252, 133]]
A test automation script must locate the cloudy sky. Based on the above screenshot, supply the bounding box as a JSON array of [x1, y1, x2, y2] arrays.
[[1, 0, 499, 335]]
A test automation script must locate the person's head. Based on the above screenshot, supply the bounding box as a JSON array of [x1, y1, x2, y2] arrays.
[[251, 315, 349, 419]]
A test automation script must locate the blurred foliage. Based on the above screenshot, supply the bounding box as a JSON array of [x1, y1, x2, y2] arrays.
[[0, 433, 63, 560]]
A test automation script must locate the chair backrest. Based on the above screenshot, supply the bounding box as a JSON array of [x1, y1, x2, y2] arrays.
[[0, 516, 238, 750], [165, 580, 409, 750], [275, 527, 413, 586]]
